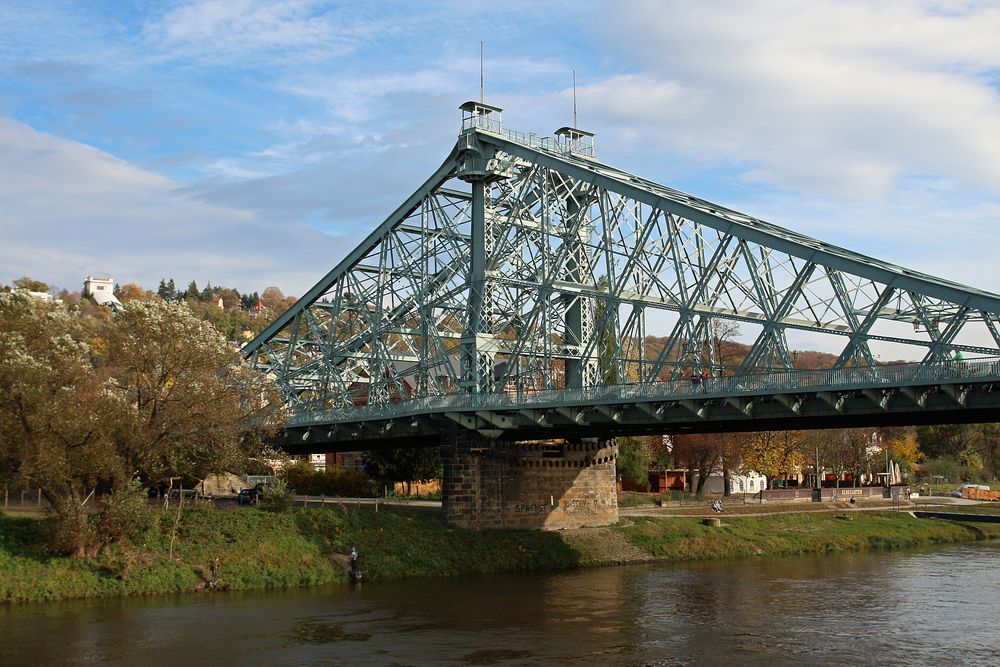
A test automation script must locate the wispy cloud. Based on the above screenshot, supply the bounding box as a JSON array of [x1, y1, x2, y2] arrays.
[[144, 0, 382, 66], [591, 0, 1000, 199]]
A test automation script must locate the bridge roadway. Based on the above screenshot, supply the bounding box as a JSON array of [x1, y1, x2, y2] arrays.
[[278, 357, 1000, 453]]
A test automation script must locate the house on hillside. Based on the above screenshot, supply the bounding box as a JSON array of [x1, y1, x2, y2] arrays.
[[83, 275, 123, 311], [19, 289, 60, 305]]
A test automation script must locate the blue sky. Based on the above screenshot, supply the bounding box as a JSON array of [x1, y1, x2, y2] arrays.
[[3, 0, 1000, 309]]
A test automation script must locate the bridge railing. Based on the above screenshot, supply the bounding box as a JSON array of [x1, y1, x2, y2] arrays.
[[464, 124, 596, 159], [290, 357, 1000, 427]]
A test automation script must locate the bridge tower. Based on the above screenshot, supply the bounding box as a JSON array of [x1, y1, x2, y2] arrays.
[[444, 103, 618, 529], [456, 101, 502, 395]]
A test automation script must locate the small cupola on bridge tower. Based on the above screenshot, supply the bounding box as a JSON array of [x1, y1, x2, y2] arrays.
[[457, 101, 505, 183], [554, 126, 596, 158], [460, 100, 503, 135]]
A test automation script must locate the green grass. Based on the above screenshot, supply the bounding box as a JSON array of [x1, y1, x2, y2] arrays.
[[616, 511, 1000, 561], [2, 504, 999, 605]]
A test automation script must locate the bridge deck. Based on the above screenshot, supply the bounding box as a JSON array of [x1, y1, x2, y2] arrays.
[[280, 358, 1000, 452]]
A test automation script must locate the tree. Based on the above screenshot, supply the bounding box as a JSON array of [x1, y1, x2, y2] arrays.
[[56, 288, 81, 308], [12, 276, 49, 292], [216, 287, 241, 310], [740, 431, 807, 488], [711, 319, 743, 373], [97, 300, 287, 486], [0, 295, 287, 555], [363, 447, 442, 495], [185, 280, 199, 300], [672, 433, 727, 494], [879, 427, 920, 479], [156, 278, 177, 301], [976, 423, 1000, 479], [617, 437, 651, 490], [916, 424, 974, 460], [117, 283, 155, 303], [648, 435, 673, 470], [0, 292, 115, 555], [241, 292, 260, 311], [260, 286, 289, 313]]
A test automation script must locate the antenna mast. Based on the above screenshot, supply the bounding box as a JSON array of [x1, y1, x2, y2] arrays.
[[573, 69, 577, 127], [480, 41, 484, 103]]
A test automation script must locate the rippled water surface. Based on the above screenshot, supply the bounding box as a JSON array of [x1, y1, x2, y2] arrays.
[[3, 542, 998, 666]]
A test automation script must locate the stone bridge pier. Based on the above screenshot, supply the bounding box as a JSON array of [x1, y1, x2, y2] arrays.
[[441, 431, 619, 530]]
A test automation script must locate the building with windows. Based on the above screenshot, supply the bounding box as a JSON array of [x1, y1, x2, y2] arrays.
[[83, 275, 123, 311]]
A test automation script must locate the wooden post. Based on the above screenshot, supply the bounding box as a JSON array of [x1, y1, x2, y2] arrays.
[[37, 489, 42, 506]]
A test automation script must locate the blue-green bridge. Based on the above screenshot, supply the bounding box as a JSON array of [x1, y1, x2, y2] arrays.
[[243, 103, 1000, 528]]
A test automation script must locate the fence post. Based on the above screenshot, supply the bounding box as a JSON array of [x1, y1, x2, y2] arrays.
[[37, 489, 42, 506]]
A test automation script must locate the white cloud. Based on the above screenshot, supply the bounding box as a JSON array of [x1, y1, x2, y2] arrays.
[[145, 0, 380, 65], [0, 116, 344, 295], [590, 0, 1000, 198]]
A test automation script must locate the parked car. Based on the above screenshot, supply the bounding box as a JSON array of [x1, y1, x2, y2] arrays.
[[237, 485, 265, 506]]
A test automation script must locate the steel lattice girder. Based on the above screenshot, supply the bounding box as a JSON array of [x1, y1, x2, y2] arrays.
[[243, 126, 1000, 419]]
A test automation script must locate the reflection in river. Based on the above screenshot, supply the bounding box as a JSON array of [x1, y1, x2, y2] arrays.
[[2, 542, 998, 665]]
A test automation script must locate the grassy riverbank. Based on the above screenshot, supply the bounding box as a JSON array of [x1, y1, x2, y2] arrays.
[[3, 504, 999, 604]]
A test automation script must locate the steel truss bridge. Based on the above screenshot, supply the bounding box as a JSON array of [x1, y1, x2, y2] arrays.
[[244, 102, 1000, 452]]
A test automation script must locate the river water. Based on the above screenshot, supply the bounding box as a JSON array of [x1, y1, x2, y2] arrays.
[[2, 542, 998, 666]]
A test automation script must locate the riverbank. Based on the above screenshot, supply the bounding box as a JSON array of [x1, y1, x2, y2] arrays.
[[3, 503, 999, 604]]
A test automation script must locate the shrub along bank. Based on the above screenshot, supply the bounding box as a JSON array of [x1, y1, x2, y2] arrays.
[[2, 505, 999, 604]]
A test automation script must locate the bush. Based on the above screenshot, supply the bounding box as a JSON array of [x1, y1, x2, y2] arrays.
[[258, 477, 291, 512], [283, 462, 375, 497], [99, 478, 156, 547], [47, 507, 95, 557]]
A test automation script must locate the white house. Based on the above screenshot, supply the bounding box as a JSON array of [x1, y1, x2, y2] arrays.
[[83, 275, 123, 311], [25, 290, 54, 304], [701, 470, 768, 495]]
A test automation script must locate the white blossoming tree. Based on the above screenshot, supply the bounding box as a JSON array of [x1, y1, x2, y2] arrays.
[[0, 293, 285, 556]]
